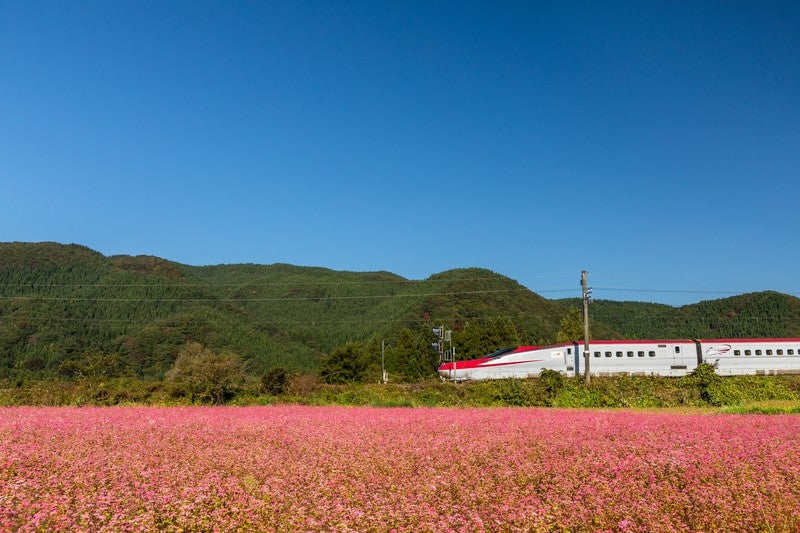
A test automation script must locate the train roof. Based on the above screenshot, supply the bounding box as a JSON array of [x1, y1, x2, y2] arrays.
[[523, 338, 800, 350]]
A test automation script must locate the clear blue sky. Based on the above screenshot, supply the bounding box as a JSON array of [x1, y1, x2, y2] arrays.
[[2, 1, 798, 306]]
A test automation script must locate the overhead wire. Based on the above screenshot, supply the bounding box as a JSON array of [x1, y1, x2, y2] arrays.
[[0, 277, 796, 325]]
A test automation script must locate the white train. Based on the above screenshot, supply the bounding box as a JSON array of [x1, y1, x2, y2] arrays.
[[437, 338, 800, 380]]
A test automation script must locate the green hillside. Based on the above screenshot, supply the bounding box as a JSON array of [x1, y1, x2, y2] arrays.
[[559, 292, 800, 340], [0, 243, 568, 381], [2, 242, 799, 385]]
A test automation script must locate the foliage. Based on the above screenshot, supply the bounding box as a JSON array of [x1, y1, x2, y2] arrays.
[[559, 292, 800, 340], [260, 367, 289, 395], [555, 305, 584, 343], [3, 242, 800, 389], [689, 362, 724, 404], [539, 368, 565, 401], [454, 317, 521, 359], [3, 371, 800, 408], [319, 342, 368, 384], [164, 342, 247, 404], [387, 327, 438, 382]]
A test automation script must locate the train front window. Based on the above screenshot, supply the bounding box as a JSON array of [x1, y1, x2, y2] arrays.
[[487, 347, 517, 359]]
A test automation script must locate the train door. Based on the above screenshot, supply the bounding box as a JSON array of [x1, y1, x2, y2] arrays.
[[669, 344, 689, 375], [573, 343, 581, 377], [656, 344, 670, 375]]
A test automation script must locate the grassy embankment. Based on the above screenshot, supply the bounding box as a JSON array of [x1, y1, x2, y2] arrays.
[[3, 371, 800, 413]]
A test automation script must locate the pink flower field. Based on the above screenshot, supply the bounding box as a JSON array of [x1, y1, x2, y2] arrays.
[[1, 406, 799, 532]]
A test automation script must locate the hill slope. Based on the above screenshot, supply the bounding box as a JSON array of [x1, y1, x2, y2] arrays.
[[2, 242, 799, 382]]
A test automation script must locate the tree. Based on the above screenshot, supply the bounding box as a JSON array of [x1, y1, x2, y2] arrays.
[[260, 367, 289, 395], [556, 306, 584, 343], [319, 342, 368, 384], [165, 342, 246, 404], [391, 327, 438, 382], [456, 317, 521, 359], [57, 350, 127, 380]]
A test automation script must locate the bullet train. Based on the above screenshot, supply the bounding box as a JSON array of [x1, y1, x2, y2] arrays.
[[437, 338, 800, 380]]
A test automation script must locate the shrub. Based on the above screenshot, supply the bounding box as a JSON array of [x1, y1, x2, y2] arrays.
[[539, 369, 565, 402], [165, 342, 246, 404], [687, 362, 745, 407], [260, 367, 289, 395], [286, 374, 320, 397]]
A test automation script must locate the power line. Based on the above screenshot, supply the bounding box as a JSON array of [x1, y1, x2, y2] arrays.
[[0, 287, 541, 303], [0, 275, 515, 289], [595, 287, 747, 295], [0, 312, 794, 326]]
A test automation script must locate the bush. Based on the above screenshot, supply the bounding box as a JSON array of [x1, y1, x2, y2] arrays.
[[286, 374, 320, 397], [165, 342, 246, 404], [684, 363, 754, 407], [260, 367, 289, 395], [539, 369, 565, 403]]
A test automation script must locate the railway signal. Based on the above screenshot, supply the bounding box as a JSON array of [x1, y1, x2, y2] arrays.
[[432, 326, 444, 363], [433, 325, 456, 380]]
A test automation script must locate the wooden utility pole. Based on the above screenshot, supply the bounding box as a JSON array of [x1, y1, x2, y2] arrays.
[[581, 271, 591, 386]]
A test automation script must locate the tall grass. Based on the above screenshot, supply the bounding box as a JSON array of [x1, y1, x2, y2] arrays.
[[3, 372, 800, 409]]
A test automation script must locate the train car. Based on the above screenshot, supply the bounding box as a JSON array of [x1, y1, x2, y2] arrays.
[[582, 340, 699, 377], [437, 338, 800, 381], [699, 338, 800, 376], [436, 345, 570, 381]]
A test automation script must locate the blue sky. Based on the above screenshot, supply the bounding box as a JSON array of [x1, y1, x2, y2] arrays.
[[2, 1, 798, 306]]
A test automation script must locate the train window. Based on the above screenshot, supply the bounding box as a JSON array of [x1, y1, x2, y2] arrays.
[[616, 351, 623, 357], [766, 350, 773, 355], [605, 351, 612, 357], [648, 351, 656, 357], [789, 349, 796, 355], [627, 351, 634, 357], [637, 351, 645, 357], [567, 348, 572, 354], [674, 346, 681, 353], [777, 349, 784, 355], [745, 350, 751, 356], [594, 351, 601, 357], [734, 350, 741, 356], [755, 350, 762, 356]]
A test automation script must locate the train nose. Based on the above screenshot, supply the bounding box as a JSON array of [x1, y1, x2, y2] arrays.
[[438, 361, 466, 380], [437, 362, 453, 379]]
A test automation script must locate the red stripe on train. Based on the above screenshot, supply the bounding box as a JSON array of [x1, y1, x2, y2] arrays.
[[438, 358, 544, 370]]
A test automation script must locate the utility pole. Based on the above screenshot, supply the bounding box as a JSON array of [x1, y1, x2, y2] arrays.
[[381, 340, 388, 384], [581, 271, 592, 386]]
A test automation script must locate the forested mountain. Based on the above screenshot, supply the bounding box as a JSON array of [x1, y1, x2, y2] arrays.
[[2, 242, 799, 383], [559, 292, 800, 340]]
